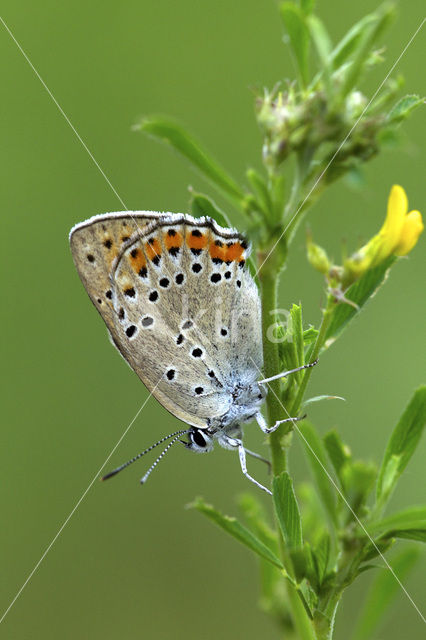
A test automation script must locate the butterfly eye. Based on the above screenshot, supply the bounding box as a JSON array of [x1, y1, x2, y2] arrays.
[[191, 429, 207, 448]]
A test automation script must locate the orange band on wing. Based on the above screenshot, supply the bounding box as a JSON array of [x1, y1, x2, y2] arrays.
[[129, 247, 146, 272], [145, 238, 162, 260], [209, 240, 227, 261], [186, 231, 208, 250], [164, 231, 183, 250], [224, 242, 245, 262]]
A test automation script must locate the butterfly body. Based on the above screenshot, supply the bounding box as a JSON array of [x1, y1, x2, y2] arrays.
[[70, 211, 308, 494]]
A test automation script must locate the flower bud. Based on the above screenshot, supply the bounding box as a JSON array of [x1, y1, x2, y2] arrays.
[[306, 234, 331, 275]]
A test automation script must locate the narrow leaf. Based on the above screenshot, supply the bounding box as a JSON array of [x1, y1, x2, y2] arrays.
[[324, 256, 395, 348], [246, 168, 273, 217], [307, 15, 333, 98], [387, 94, 424, 125], [376, 386, 426, 505], [291, 304, 304, 385], [297, 422, 338, 526], [238, 494, 282, 612], [298, 578, 317, 617], [352, 547, 420, 640], [280, 3, 310, 87], [190, 190, 232, 228], [303, 326, 319, 346], [340, 4, 395, 98], [341, 460, 377, 516], [368, 506, 426, 536], [303, 395, 346, 408], [238, 493, 279, 554], [188, 497, 283, 569], [324, 429, 352, 482], [330, 14, 376, 70], [391, 529, 426, 542], [300, 0, 316, 15], [362, 537, 395, 562], [270, 173, 286, 221], [136, 116, 245, 204], [273, 472, 303, 550], [313, 534, 330, 586]]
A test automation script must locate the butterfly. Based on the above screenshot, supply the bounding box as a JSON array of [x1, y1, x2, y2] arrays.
[[70, 211, 314, 494]]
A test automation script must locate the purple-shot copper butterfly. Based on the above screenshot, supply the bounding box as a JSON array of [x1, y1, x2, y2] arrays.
[[70, 211, 315, 494]]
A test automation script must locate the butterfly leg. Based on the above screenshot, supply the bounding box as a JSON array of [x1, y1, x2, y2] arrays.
[[237, 442, 272, 495], [256, 411, 306, 434], [243, 447, 272, 473]]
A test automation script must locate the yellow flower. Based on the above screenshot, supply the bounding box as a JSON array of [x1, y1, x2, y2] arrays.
[[375, 185, 423, 261], [343, 185, 423, 283], [394, 210, 424, 255]]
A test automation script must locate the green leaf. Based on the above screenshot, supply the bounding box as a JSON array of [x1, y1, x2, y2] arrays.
[[324, 429, 352, 482], [340, 4, 395, 98], [238, 493, 279, 554], [298, 482, 329, 546], [307, 15, 333, 98], [303, 395, 345, 408], [238, 494, 282, 615], [280, 3, 310, 88], [330, 14, 377, 70], [300, 0, 316, 15], [188, 497, 283, 569], [189, 191, 232, 228], [291, 304, 304, 383], [376, 386, 426, 506], [273, 472, 303, 550], [368, 506, 426, 536], [362, 537, 395, 562], [352, 547, 420, 640], [303, 326, 319, 346], [270, 173, 286, 221], [389, 529, 426, 542], [312, 533, 330, 586], [297, 422, 338, 527], [341, 460, 377, 516], [298, 578, 317, 618], [387, 94, 424, 125], [246, 168, 273, 218], [324, 256, 395, 348], [135, 116, 245, 205]]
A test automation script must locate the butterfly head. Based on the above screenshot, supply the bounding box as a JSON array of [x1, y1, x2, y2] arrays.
[[185, 427, 214, 453]]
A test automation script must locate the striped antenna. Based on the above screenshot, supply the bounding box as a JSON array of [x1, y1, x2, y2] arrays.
[[101, 429, 188, 481], [140, 432, 187, 485], [258, 359, 318, 384]]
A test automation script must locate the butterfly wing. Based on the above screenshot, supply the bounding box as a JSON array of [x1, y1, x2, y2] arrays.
[[70, 212, 262, 428], [69, 211, 161, 341]]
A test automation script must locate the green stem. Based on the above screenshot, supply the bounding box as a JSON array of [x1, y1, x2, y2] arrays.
[[260, 264, 317, 640], [259, 266, 287, 475], [290, 295, 335, 415]]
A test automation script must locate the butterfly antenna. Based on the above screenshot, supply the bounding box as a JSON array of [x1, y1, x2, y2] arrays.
[[140, 432, 185, 485], [101, 429, 188, 481], [258, 359, 319, 385]]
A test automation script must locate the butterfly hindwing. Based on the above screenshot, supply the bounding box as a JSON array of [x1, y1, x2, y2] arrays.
[[70, 211, 263, 428]]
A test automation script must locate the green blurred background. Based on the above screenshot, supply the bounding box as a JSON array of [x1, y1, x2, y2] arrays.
[[1, 1, 424, 638]]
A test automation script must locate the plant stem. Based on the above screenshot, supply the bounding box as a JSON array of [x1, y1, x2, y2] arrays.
[[290, 295, 335, 415], [260, 262, 317, 640], [259, 265, 287, 475]]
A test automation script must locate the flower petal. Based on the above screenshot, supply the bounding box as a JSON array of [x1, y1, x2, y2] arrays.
[[394, 210, 424, 255], [375, 185, 408, 261]]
